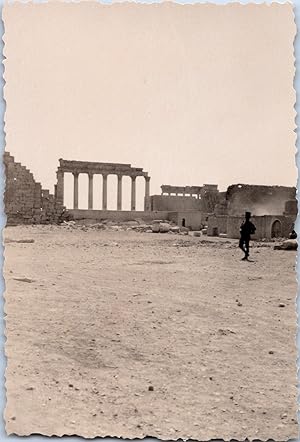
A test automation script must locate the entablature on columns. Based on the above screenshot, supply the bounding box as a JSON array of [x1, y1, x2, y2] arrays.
[[161, 185, 203, 195], [161, 184, 219, 196], [57, 159, 149, 178]]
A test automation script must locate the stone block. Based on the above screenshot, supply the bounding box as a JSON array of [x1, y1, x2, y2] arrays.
[[159, 222, 171, 233]]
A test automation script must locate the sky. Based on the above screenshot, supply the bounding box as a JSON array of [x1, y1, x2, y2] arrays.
[[3, 2, 297, 210]]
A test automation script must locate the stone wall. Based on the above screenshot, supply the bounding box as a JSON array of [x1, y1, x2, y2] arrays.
[[70, 208, 209, 231], [158, 184, 220, 214], [207, 215, 228, 236], [226, 184, 296, 216], [150, 195, 203, 212], [284, 199, 298, 215], [4, 151, 66, 225], [224, 214, 295, 240], [167, 211, 208, 231], [68, 209, 170, 223]]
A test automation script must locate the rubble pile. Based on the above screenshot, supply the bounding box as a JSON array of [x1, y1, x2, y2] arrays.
[[61, 219, 200, 236], [274, 239, 298, 251]]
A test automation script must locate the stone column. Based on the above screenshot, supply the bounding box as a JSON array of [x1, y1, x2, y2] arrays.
[[88, 173, 93, 210], [56, 170, 64, 205], [144, 176, 150, 211], [102, 174, 108, 210], [73, 172, 79, 209], [117, 175, 122, 210], [131, 176, 136, 211]]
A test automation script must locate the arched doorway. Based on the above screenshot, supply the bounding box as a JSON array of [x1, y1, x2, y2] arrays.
[[271, 220, 282, 238]]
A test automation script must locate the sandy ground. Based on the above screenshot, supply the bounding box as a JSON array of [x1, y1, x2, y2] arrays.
[[3, 225, 298, 440]]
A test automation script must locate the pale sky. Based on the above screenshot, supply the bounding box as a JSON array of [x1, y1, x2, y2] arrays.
[[3, 2, 297, 210]]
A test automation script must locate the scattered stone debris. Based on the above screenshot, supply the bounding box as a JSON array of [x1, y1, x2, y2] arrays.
[[218, 328, 236, 336], [13, 277, 35, 283], [255, 242, 272, 248], [5, 238, 35, 244], [274, 239, 297, 251], [61, 219, 192, 236]]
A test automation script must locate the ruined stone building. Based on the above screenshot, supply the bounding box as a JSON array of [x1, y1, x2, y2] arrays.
[[3, 151, 297, 239], [146, 184, 220, 230], [4, 152, 66, 225], [225, 184, 296, 216], [150, 184, 219, 212], [207, 184, 297, 240]]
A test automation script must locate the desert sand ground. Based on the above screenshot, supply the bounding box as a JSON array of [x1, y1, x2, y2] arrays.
[[3, 224, 298, 440]]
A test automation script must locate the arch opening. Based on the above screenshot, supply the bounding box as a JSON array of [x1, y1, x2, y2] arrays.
[[271, 219, 282, 238]]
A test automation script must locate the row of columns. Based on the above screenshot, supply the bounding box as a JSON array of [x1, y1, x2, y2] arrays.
[[57, 171, 150, 211], [162, 192, 200, 199]]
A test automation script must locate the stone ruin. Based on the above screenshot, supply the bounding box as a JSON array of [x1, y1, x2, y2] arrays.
[[150, 184, 220, 213], [161, 184, 218, 198], [4, 152, 66, 225], [4, 153, 152, 225], [224, 184, 296, 216], [55, 158, 151, 211], [207, 184, 297, 240], [3, 151, 298, 240]]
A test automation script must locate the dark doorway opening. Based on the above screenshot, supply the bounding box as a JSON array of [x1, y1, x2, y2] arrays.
[[271, 220, 282, 238]]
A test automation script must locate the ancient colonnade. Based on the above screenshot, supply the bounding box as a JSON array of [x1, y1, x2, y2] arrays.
[[55, 159, 151, 211], [161, 184, 218, 199]]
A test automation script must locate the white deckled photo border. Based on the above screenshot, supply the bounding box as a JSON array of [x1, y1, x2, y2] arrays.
[[0, 0, 299, 441]]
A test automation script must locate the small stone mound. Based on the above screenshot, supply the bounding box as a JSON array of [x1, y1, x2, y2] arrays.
[[151, 222, 160, 233], [159, 223, 171, 233], [274, 239, 297, 251]]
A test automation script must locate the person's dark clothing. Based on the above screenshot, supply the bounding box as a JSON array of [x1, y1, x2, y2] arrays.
[[239, 220, 256, 259], [240, 220, 256, 238]]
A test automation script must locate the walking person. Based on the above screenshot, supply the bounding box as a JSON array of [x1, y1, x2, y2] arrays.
[[239, 211, 256, 261]]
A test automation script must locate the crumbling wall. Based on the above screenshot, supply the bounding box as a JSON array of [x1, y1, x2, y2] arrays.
[[150, 190, 220, 213], [4, 151, 66, 225], [200, 188, 220, 213], [284, 199, 298, 215], [226, 184, 296, 216]]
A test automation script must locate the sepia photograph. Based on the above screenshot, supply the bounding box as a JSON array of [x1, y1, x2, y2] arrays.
[[2, 2, 298, 440]]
